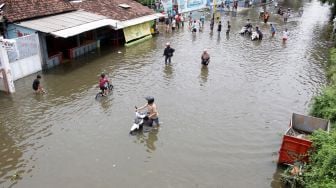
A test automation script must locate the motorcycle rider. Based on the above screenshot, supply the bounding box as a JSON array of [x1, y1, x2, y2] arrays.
[[99, 73, 110, 96], [244, 19, 253, 35], [136, 96, 159, 127], [255, 26, 263, 40], [245, 19, 252, 28]]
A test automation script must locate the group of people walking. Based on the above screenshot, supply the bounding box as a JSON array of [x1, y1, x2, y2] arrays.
[[165, 13, 184, 32]]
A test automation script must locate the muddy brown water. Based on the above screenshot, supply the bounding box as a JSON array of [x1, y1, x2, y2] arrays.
[[0, 1, 332, 187]]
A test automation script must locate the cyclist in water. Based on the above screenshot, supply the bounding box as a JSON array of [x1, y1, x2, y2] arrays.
[[99, 73, 110, 96]]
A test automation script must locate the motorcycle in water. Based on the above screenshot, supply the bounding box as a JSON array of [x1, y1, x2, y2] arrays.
[[129, 107, 150, 135], [239, 24, 252, 35], [251, 31, 259, 41]]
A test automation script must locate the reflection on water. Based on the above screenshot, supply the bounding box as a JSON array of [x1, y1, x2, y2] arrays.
[[0, 0, 332, 187], [200, 66, 209, 85], [0, 126, 23, 185], [271, 166, 286, 188], [163, 65, 174, 81], [135, 128, 159, 153], [217, 32, 221, 43]]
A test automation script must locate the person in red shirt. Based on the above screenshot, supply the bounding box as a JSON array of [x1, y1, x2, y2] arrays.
[[99, 73, 110, 96]]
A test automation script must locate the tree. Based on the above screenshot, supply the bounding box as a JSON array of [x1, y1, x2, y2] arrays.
[[319, 0, 336, 17]]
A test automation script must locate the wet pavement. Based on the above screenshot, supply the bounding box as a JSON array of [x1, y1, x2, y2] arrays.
[[0, 0, 333, 187]]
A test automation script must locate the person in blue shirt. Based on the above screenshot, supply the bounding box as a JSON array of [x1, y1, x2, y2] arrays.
[[270, 23, 276, 37], [200, 14, 205, 28]]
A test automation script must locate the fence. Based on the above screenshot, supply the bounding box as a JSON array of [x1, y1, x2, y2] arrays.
[[68, 40, 99, 59], [46, 52, 63, 69], [3, 34, 42, 81]]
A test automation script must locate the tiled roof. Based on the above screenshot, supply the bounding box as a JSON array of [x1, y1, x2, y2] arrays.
[[2, 0, 75, 22], [72, 0, 155, 21]]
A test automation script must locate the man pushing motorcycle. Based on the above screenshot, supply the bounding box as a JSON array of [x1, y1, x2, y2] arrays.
[[136, 96, 159, 127]]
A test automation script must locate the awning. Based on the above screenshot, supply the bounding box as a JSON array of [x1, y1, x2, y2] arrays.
[[16, 11, 164, 38], [117, 13, 164, 29], [51, 19, 119, 38], [16, 10, 119, 38]]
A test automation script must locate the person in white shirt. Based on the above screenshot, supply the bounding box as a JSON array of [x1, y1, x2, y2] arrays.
[[191, 20, 197, 33], [180, 14, 184, 27], [172, 19, 176, 31]]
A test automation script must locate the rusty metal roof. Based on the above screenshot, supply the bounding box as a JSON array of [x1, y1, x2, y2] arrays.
[[2, 0, 75, 22], [71, 0, 155, 21]]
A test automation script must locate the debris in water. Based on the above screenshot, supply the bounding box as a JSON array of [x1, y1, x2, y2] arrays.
[[118, 51, 122, 54], [11, 172, 20, 181], [113, 164, 116, 167]]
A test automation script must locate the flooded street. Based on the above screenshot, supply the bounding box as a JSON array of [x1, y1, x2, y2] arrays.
[[0, 0, 332, 187]]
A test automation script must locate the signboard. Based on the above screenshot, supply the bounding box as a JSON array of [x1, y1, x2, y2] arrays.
[[178, 0, 186, 12], [1, 39, 16, 51], [161, 0, 173, 14], [162, 0, 207, 13], [2, 34, 39, 63], [123, 22, 151, 43], [187, 0, 204, 9]]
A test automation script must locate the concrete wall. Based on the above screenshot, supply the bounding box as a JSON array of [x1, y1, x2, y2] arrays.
[[9, 55, 42, 81], [6, 24, 36, 39], [4, 34, 42, 81], [0, 70, 5, 92]]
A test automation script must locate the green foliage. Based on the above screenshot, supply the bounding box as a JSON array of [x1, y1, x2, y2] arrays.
[[303, 130, 336, 188], [329, 48, 336, 65], [319, 0, 336, 5], [328, 48, 336, 85], [136, 0, 153, 6], [280, 165, 305, 188], [310, 87, 336, 122], [283, 48, 336, 188], [310, 48, 336, 121], [319, 0, 336, 18]]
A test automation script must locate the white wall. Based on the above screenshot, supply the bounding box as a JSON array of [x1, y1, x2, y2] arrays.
[[10, 55, 42, 81], [0, 77, 5, 92]]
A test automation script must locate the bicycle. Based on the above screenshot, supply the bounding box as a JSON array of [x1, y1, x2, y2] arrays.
[[95, 83, 113, 100]]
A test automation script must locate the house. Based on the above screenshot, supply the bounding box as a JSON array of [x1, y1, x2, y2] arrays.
[[0, 0, 162, 71], [71, 0, 161, 46]]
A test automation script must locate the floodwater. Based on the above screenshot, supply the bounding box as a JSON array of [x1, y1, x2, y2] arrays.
[[0, 1, 332, 187]]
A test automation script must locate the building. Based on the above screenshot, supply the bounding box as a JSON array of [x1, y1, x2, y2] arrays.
[[0, 0, 162, 71]]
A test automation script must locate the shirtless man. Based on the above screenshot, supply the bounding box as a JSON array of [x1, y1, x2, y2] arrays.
[[201, 49, 210, 66], [32, 75, 45, 94], [136, 96, 159, 126]]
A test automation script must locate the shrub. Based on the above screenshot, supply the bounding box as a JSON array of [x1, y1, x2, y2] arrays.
[[327, 48, 336, 85], [310, 86, 336, 122], [303, 130, 336, 188]]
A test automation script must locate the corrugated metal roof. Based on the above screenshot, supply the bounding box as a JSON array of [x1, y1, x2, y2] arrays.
[[16, 11, 162, 38], [16, 10, 108, 34], [51, 19, 119, 38]]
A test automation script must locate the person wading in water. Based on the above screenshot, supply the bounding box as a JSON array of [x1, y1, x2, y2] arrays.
[[201, 49, 210, 66], [163, 42, 175, 65], [32, 75, 45, 94]]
